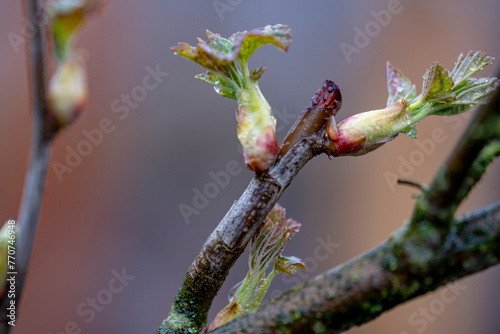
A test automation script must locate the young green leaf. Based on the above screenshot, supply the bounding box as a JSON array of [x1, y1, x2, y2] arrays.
[[195, 72, 238, 100], [419, 62, 455, 104], [274, 256, 306, 276], [433, 77, 499, 116], [386, 62, 417, 105], [230, 24, 292, 63], [207, 204, 304, 332], [450, 51, 495, 88]]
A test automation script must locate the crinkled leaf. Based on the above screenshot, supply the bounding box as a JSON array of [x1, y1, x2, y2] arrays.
[[450, 51, 495, 88], [171, 31, 238, 78], [420, 62, 455, 103], [386, 61, 417, 104], [171, 24, 290, 82], [48, 0, 101, 61], [231, 24, 292, 63], [433, 77, 499, 116], [171, 42, 233, 78], [274, 256, 305, 276], [249, 205, 300, 273], [205, 30, 234, 54], [453, 77, 499, 104], [195, 72, 237, 100]]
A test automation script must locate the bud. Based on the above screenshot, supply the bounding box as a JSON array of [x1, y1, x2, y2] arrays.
[[47, 52, 88, 128], [48, 0, 105, 61], [171, 25, 292, 172], [207, 204, 304, 331], [237, 89, 280, 172], [328, 100, 412, 156]]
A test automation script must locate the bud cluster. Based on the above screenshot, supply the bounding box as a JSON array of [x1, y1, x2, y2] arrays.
[[171, 25, 292, 171]]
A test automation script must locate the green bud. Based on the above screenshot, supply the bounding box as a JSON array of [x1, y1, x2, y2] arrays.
[[171, 25, 292, 171], [328, 100, 412, 156], [47, 52, 88, 128], [207, 204, 304, 331], [329, 51, 498, 157]]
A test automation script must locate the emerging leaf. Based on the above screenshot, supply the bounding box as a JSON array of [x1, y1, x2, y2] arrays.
[[249, 67, 267, 81], [419, 62, 455, 104], [450, 51, 495, 88], [195, 72, 237, 100], [207, 204, 304, 331], [248, 204, 300, 272], [230, 24, 292, 63], [47, 0, 102, 61], [171, 25, 292, 172], [433, 77, 500, 116], [386, 62, 417, 105], [331, 51, 497, 157], [274, 256, 306, 276]]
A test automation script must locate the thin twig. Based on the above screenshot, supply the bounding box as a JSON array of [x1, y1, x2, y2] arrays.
[[397, 177, 428, 192], [0, 0, 57, 332], [157, 80, 342, 334]]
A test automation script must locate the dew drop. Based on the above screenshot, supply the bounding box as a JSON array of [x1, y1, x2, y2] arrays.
[[228, 280, 243, 302], [403, 126, 417, 138]]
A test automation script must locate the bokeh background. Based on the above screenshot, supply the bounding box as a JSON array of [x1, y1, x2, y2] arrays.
[[1, 0, 500, 333]]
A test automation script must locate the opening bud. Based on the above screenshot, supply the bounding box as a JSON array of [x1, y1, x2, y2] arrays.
[[328, 100, 411, 156]]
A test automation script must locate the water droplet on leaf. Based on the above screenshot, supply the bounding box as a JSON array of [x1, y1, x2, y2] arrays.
[[228, 280, 243, 302], [402, 126, 417, 138]]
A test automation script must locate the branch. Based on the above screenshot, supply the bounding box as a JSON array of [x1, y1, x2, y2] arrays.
[[210, 82, 500, 333], [157, 81, 342, 333], [211, 201, 500, 334], [0, 0, 57, 332]]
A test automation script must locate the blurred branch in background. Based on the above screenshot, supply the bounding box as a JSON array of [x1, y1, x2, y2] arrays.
[[0, 0, 54, 332], [0, 0, 99, 332]]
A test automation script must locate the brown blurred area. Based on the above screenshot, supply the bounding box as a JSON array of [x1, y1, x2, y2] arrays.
[[1, 1, 500, 333]]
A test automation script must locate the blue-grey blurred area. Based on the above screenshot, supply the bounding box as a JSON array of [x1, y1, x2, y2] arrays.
[[1, 0, 500, 333]]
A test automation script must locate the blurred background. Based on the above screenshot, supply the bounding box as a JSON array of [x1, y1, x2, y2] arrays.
[[1, 0, 500, 333]]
